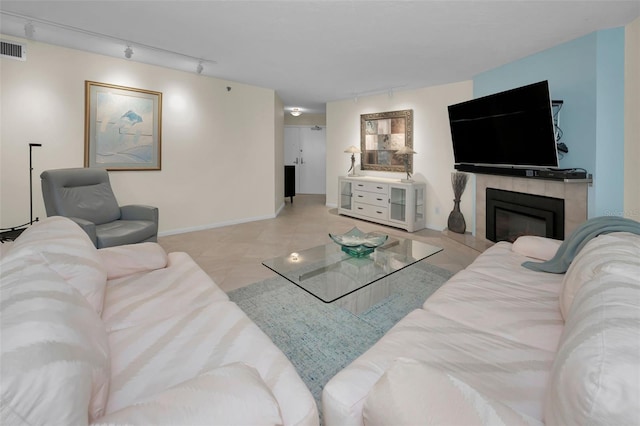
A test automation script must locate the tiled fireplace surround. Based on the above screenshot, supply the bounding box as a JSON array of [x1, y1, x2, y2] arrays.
[[474, 174, 590, 245]]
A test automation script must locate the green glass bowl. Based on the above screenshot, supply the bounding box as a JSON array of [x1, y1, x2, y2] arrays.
[[329, 227, 388, 257]]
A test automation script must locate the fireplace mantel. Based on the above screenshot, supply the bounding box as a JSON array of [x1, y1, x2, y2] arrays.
[[475, 174, 590, 245]]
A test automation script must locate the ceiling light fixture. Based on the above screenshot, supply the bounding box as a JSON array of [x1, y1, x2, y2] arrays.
[[1, 11, 218, 70], [290, 108, 302, 117], [24, 21, 35, 39], [196, 61, 204, 74]]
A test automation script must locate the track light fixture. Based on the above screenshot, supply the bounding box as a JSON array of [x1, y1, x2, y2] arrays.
[[196, 61, 203, 74], [2, 11, 219, 73]]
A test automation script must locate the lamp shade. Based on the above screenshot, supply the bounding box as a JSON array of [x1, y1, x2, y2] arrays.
[[344, 145, 361, 154], [395, 146, 417, 155]]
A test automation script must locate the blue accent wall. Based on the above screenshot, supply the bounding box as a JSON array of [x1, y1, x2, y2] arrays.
[[473, 27, 625, 218]]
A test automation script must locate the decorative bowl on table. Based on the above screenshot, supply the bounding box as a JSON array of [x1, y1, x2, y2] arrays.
[[329, 227, 388, 257]]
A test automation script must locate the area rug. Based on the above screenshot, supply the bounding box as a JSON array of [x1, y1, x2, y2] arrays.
[[227, 261, 453, 412]]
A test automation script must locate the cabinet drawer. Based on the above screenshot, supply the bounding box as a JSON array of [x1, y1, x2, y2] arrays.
[[353, 190, 387, 207], [352, 181, 388, 194], [354, 202, 388, 220]]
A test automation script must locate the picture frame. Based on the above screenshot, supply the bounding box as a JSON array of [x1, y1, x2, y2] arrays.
[[85, 81, 162, 171], [360, 109, 413, 173]]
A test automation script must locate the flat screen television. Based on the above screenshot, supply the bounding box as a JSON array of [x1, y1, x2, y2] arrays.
[[448, 80, 559, 170]]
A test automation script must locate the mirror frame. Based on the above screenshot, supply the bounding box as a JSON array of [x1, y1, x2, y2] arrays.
[[360, 109, 413, 173]]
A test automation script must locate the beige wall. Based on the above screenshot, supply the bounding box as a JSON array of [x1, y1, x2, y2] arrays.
[[326, 81, 474, 231], [0, 36, 278, 234], [625, 17, 640, 221]]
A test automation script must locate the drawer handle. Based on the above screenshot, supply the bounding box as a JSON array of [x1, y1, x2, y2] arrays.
[[357, 195, 364, 198], [376, 211, 383, 214], [357, 184, 364, 187], [376, 186, 383, 189], [357, 207, 364, 210], [376, 198, 383, 201]]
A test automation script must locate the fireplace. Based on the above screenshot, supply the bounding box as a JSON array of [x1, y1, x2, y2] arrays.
[[486, 188, 564, 243]]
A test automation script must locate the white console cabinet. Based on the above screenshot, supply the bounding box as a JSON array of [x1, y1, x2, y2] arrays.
[[338, 176, 426, 232]]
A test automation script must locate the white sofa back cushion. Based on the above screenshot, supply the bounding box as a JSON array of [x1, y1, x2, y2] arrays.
[[1, 257, 111, 424], [363, 357, 542, 426], [5, 216, 108, 314], [560, 232, 640, 319], [545, 269, 640, 425], [91, 362, 282, 426]]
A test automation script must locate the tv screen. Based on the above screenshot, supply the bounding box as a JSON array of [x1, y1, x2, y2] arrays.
[[448, 80, 559, 169]]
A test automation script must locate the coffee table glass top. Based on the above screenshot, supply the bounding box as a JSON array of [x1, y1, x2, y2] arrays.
[[262, 235, 442, 303]]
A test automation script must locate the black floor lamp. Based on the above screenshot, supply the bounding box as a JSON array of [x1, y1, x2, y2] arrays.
[[0, 143, 42, 243]]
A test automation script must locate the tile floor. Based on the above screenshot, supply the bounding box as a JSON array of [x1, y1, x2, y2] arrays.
[[159, 194, 481, 293]]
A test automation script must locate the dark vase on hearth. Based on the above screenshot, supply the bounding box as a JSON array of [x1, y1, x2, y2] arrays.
[[448, 199, 466, 234], [448, 172, 469, 234]]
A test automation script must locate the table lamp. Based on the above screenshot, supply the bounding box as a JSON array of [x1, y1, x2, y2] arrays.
[[395, 146, 416, 182], [344, 145, 361, 177]]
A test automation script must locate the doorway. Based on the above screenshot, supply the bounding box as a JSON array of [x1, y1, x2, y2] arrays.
[[284, 126, 326, 194]]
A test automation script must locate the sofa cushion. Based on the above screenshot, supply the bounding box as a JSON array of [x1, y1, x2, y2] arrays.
[[1, 256, 111, 424], [560, 232, 640, 319], [322, 308, 557, 426], [512, 236, 562, 261], [102, 252, 228, 332], [545, 269, 640, 425], [423, 241, 564, 352], [6, 216, 108, 314], [364, 357, 542, 426], [104, 299, 318, 425], [98, 242, 168, 280], [91, 362, 282, 425]]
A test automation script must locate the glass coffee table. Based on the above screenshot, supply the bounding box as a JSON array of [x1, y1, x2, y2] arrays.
[[262, 235, 442, 314]]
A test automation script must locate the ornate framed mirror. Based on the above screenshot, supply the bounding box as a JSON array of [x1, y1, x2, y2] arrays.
[[360, 109, 413, 173]]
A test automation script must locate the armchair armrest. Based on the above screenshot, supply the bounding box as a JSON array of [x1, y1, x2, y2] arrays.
[[120, 205, 158, 222], [67, 216, 97, 246]]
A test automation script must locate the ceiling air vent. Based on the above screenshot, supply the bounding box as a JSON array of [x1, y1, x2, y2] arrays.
[[1, 40, 27, 61]]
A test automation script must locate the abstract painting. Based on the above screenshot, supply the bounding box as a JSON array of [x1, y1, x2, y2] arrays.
[[85, 81, 162, 170]]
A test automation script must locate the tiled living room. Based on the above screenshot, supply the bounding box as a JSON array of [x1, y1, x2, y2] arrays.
[[1, 2, 639, 426]]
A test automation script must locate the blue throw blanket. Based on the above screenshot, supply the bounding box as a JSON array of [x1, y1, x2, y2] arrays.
[[522, 216, 640, 274]]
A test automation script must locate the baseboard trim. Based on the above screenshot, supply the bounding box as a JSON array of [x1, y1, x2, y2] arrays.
[[159, 213, 277, 237]]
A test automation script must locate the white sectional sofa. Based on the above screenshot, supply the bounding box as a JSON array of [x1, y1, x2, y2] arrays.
[[323, 226, 640, 425], [1, 217, 319, 426]]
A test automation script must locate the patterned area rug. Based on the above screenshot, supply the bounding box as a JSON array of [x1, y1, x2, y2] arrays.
[[228, 261, 453, 413]]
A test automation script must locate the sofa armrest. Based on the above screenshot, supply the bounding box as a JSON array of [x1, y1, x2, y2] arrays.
[[67, 216, 97, 246], [90, 363, 283, 426], [98, 242, 168, 279], [512, 235, 562, 261], [120, 205, 158, 222]]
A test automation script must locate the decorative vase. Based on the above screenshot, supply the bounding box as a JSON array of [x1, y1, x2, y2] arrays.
[[448, 199, 466, 234]]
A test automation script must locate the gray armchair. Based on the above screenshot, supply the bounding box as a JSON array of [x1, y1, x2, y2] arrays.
[[40, 168, 158, 248]]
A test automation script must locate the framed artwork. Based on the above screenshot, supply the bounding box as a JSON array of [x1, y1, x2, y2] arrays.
[[85, 81, 162, 170], [360, 109, 413, 173]]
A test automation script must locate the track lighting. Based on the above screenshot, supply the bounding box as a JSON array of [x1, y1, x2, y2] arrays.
[[124, 44, 133, 59], [196, 61, 203, 74]]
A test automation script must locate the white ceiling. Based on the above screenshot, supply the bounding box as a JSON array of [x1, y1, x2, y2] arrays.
[[1, 1, 638, 114]]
